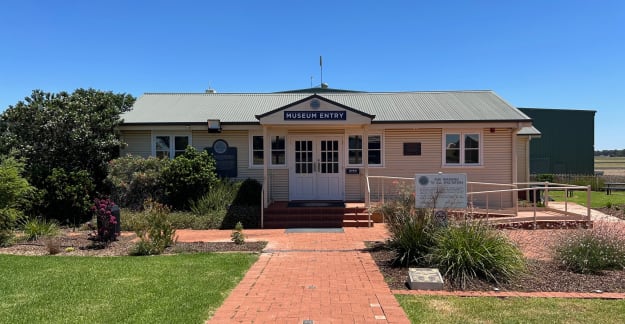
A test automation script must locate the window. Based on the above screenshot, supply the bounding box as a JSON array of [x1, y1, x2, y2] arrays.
[[271, 136, 285, 165], [444, 132, 480, 165], [252, 135, 263, 166], [347, 134, 382, 166], [348, 135, 363, 164], [368, 135, 381, 165], [155, 135, 190, 158], [251, 135, 286, 166]]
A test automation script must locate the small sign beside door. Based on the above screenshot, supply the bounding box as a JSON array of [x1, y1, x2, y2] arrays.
[[346, 168, 360, 175]]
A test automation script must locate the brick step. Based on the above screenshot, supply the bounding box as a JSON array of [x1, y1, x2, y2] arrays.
[[263, 207, 356, 216], [263, 219, 343, 229], [343, 212, 372, 221], [263, 213, 344, 222], [342, 220, 375, 228]]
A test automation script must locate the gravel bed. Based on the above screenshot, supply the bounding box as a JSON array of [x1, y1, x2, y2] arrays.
[[0, 230, 266, 256], [368, 221, 625, 293]]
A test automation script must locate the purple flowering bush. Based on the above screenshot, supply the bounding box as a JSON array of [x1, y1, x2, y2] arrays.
[[88, 198, 118, 245]]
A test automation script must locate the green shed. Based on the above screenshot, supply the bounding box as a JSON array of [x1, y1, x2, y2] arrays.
[[519, 107, 596, 175]]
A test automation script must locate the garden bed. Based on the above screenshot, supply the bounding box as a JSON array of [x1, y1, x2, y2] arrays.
[[368, 223, 625, 293], [0, 229, 266, 256]]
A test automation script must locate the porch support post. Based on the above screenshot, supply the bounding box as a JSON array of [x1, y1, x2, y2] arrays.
[[512, 125, 520, 213], [364, 126, 370, 204], [263, 125, 270, 207]]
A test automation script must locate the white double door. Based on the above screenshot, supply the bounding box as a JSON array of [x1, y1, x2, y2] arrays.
[[289, 136, 344, 201]]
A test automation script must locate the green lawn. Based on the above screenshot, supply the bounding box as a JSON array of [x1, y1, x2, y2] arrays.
[[548, 190, 625, 208], [0, 253, 257, 323], [397, 295, 625, 324]]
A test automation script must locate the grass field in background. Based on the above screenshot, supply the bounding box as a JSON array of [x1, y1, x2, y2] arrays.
[[595, 156, 625, 169], [0, 253, 257, 324], [397, 295, 625, 324], [548, 190, 625, 208]]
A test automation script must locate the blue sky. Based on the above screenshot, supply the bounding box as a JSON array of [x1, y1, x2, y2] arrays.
[[1, 0, 623, 149]]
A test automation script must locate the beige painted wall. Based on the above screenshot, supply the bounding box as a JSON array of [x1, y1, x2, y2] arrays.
[[120, 130, 151, 157], [119, 126, 519, 207]]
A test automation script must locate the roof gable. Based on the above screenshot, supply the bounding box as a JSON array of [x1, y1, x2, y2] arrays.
[[256, 94, 375, 125]]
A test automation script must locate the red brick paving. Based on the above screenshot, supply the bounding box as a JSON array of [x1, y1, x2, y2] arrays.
[[176, 224, 625, 324], [178, 227, 410, 323]]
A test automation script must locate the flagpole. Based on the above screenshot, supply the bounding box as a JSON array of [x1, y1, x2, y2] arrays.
[[320, 55, 323, 86]]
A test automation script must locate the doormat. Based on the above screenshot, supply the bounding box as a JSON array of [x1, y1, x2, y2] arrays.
[[285, 228, 344, 233], [287, 201, 345, 208]]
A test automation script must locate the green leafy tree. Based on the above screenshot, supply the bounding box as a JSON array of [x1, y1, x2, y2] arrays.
[[0, 155, 35, 246], [0, 89, 134, 221], [161, 147, 219, 210], [106, 155, 170, 210]]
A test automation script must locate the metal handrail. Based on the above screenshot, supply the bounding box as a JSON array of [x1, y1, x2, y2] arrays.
[[365, 176, 592, 226]]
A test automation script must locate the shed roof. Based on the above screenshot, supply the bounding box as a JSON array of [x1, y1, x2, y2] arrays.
[[121, 90, 531, 124]]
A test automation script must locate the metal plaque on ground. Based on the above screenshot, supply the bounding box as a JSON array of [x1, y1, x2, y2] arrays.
[[408, 268, 444, 290]]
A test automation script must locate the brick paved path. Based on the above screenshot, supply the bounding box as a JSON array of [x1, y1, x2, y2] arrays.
[[178, 227, 410, 323], [176, 220, 625, 323]]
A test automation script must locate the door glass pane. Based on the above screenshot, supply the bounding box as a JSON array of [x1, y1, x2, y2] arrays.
[[319, 140, 340, 174], [295, 140, 313, 174]]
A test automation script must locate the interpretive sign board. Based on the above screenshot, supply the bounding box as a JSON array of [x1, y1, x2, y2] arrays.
[[414, 173, 467, 208]]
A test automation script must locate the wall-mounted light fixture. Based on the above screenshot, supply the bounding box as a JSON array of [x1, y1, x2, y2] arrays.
[[207, 119, 221, 133]]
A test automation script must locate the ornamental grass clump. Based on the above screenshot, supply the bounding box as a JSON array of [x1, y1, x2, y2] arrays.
[[383, 201, 436, 266], [377, 179, 437, 266], [20, 217, 59, 241], [427, 221, 526, 289], [554, 224, 625, 274]]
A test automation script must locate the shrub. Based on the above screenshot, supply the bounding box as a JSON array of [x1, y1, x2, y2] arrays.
[[161, 147, 219, 210], [221, 179, 262, 229], [88, 198, 118, 245], [20, 217, 59, 241], [43, 236, 61, 255], [0, 155, 34, 246], [427, 221, 526, 289], [231, 221, 245, 244], [106, 155, 169, 210], [554, 225, 625, 274], [535, 174, 554, 183], [170, 211, 226, 230], [231, 178, 262, 206], [221, 205, 261, 229], [189, 180, 239, 215], [385, 206, 436, 266], [130, 199, 177, 256], [44, 168, 95, 225]]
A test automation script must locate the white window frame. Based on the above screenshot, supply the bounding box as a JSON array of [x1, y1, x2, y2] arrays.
[[345, 132, 384, 167], [151, 133, 192, 159], [442, 130, 483, 167], [249, 132, 287, 168]]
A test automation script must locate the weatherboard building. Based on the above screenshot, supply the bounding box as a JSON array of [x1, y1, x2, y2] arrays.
[[119, 87, 538, 225]]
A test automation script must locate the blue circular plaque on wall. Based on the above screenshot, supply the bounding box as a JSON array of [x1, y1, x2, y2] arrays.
[[310, 99, 320, 109], [212, 139, 228, 154]]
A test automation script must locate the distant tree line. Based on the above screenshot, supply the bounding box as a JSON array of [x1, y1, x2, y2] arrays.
[[595, 150, 625, 157]]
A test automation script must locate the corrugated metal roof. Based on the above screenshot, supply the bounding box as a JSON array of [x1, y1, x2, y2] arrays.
[[121, 90, 531, 124], [518, 126, 541, 136]]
